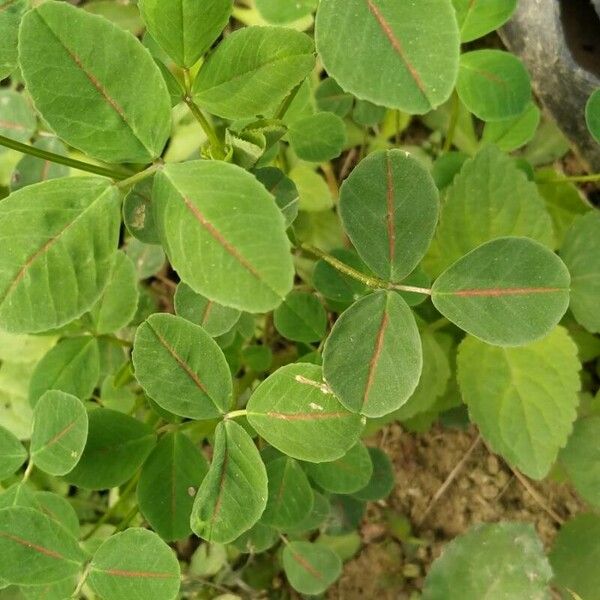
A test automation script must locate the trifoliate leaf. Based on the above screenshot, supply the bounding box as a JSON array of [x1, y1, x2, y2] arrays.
[[457, 328, 580, 479]]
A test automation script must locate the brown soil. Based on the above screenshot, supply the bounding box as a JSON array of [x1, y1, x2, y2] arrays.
[[329, 424, 585, 600]]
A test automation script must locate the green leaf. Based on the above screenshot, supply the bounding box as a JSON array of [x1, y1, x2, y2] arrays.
[[0, 482, 38, 510], [19, 0, 172, 163], [0, 424, 26, 479], [139, 0, 232, 68], [138, 432, 208, 542], [29, 336, 100, 407], [86, 250, 139, 335], [560, 211, 600, 333], [451, 0, 517, 42], [457, 328, 580, 479], [339, 149, 439, 282], [88, 528, 181, 600], [0, 507, 86, 585], [154, 161, 294, 313], [253, 167, 299, 228], [10, 138, 69, 192], [247, 363, 365, 463], [423, 522, 552, 599], [122, 177, 160, 245], [305, 442, 373, 494], [535, 168, 591, 246], [273, 290, 327, 343], [34, 491, 79, 538], [0, 0, 27, 80], [457, 50, 531, 122], [255, 0, 316, 24], [426, 145, 554, 276], [315, 0, 459, 113], [192, 26, 315, 120], [0, 177, 121, 334], [432, 237, 571, 346], [20, 577, 77, 600], [313, 248, 369, 302], [125, 238, 165, 280], [232, 522, 278, 554], [0, 90, 36, 144], [549, 514, 600, 600], [261, 456, 314, 529], [323, 291, 422, 418], [65, 408, 156, 489], [352, 447, 395, 501], [30, 391, 88, 476], [190, 420, 267, 543], [284, 491, 330, 534], [133, 313, 232, 419], [315, 78, 353, 117], [560, 416, 600, 507], [585, 88, 600, 144], [174, 282, 240, 338], [287, 112, 346, 162], [481, 102, 540, 152], [289, 163, 333, 212], [282, 541, 342, 596]]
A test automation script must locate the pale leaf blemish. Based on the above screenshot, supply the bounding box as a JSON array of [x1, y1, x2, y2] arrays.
[[309, 402, 324, 411], [294, 375, 334, 395]]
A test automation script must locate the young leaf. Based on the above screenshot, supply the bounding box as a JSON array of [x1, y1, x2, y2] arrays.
[[451, 0, 517, 42], [192, 27, 315, 120], [273, 290, 328, 343], [282, 541, 342, 596], [549, 514, 600, 600], [139, 0, 232, 68], [0, 507, 87, 585], [153, 161, 294, 313], [284, 491, 330, 535], [323, 291, 422, 418], [174, 282, 240, 338], [560, 416, 600, 507], [339, 149, 439, 282], [86, 250, 139, 335], [0, 89, 36, 144], [30, 391, 88, 476], [351, 447, 395, 502], [247, 363, 365, 463], [0, 0, 27, 80], [352, 99, 386, 126], [287, 112, 346, 162], [88, 528, 181, 600], [133, 313, 232, 419], [315, 0, 460, 113], [190, 420, 267, 543], [457, 50, 531, 122], [255, 0, 316, 24], [585, 88, 600, 144], [305, 442, 373, 494], [137, 432, 209, 541], [560, 211, 600, 333], [481, 103, 540, 152], [19, 0, 172, 163], [0, 424, 27, 479], [232, 522, 278, 554], [457, 328, 580, 479], [423, 522, 552, 599], [315, 78, 354, 117], [10, 138, 69, 192], [261, 456, 314, 529], [122, 177, 160, 245], [0, 178, 121, 334], [29, 337, 100, 407], [432, 237, 571, 346], [65, 408, 156, 489], [253, 167, 299, 228], [427, 145, 554, 276]]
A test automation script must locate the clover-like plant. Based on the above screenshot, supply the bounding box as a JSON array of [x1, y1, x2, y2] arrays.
[[0, 0, 599, 598]]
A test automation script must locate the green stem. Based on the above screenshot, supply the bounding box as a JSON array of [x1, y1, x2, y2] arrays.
[[536, 173, 600, 184], [114, 505, 139, 533], [275, 82, 302, 121], [97, 334, 132, 348], [226, 409, 248, 420], [116, 163, 162, 189], [71, 562, 92, 598], [301, 244, 431, 295], [22, 460, 34, 483], [81, 475, 139, 540], [183, 95, 226, 159], [0, 134, 131, 179], [443, 91, 460, 153]]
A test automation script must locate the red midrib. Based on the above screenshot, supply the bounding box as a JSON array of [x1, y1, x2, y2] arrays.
[[290, 549, 324, 581], [264, 411, 349, 421], [362, 309, 389, 409], [103, 568, 174, 579], [365, 0, 429, 100], [0, 531, 64, 560], [385, 153, 396, 270], [451, 286, 564, 298]]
